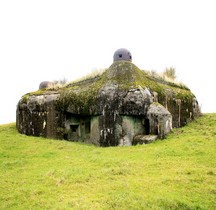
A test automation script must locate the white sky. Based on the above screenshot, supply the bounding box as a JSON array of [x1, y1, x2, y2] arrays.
[[0, 0, 215, 124]]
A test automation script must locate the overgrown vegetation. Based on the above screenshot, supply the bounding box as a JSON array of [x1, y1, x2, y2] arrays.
[[163, 66, 176, 80], [0, 114, 215, 209], [68, 68, 106, 85], [146, 67, 189, 90], [22, 61, 193, 115], [47, 79, 67, 90], [54, 61, 194, 114], [68, 66, 178, 88]]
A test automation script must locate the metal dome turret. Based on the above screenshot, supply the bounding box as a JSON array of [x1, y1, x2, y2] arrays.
[[113, 48, 132, 62]]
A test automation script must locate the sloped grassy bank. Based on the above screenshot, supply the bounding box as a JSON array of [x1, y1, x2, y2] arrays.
[[0, 114, 215, 209]]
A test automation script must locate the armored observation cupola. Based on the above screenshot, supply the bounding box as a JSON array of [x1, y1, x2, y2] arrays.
[[113, 48, 132, 62]]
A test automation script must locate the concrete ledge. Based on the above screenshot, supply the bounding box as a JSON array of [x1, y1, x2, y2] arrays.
[[133, 135, 158, 145]]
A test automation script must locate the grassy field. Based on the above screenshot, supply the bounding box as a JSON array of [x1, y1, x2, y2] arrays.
[[0, 114, 215, 210]]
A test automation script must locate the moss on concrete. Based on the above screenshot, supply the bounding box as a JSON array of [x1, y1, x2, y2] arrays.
[[24, 61, 194, 114]]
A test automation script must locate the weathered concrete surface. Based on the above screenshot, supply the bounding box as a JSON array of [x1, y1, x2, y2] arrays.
[[118, 116, 146, 146], [16, 93, 62, 139], [16, 59, 200, 146], [147, 103, 172, 138]]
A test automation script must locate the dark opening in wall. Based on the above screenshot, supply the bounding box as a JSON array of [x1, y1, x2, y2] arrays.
[[63, 133, 68, 140], [119, 54, 122, 58], [70, 124, 79, 132], [145, 119, 150, 135], [85, 121, 90, 134]]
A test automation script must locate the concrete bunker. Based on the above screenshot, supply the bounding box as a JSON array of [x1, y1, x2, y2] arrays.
[[16, 48, 200, 146]]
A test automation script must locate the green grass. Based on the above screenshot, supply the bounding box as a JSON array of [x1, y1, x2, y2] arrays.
[[0, 114, 216, 210]]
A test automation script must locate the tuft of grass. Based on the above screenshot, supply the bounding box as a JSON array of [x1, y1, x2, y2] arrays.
[[0, 114, 216, 209], [146, 69, 189, 90], [67, 68, 107, 85]]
